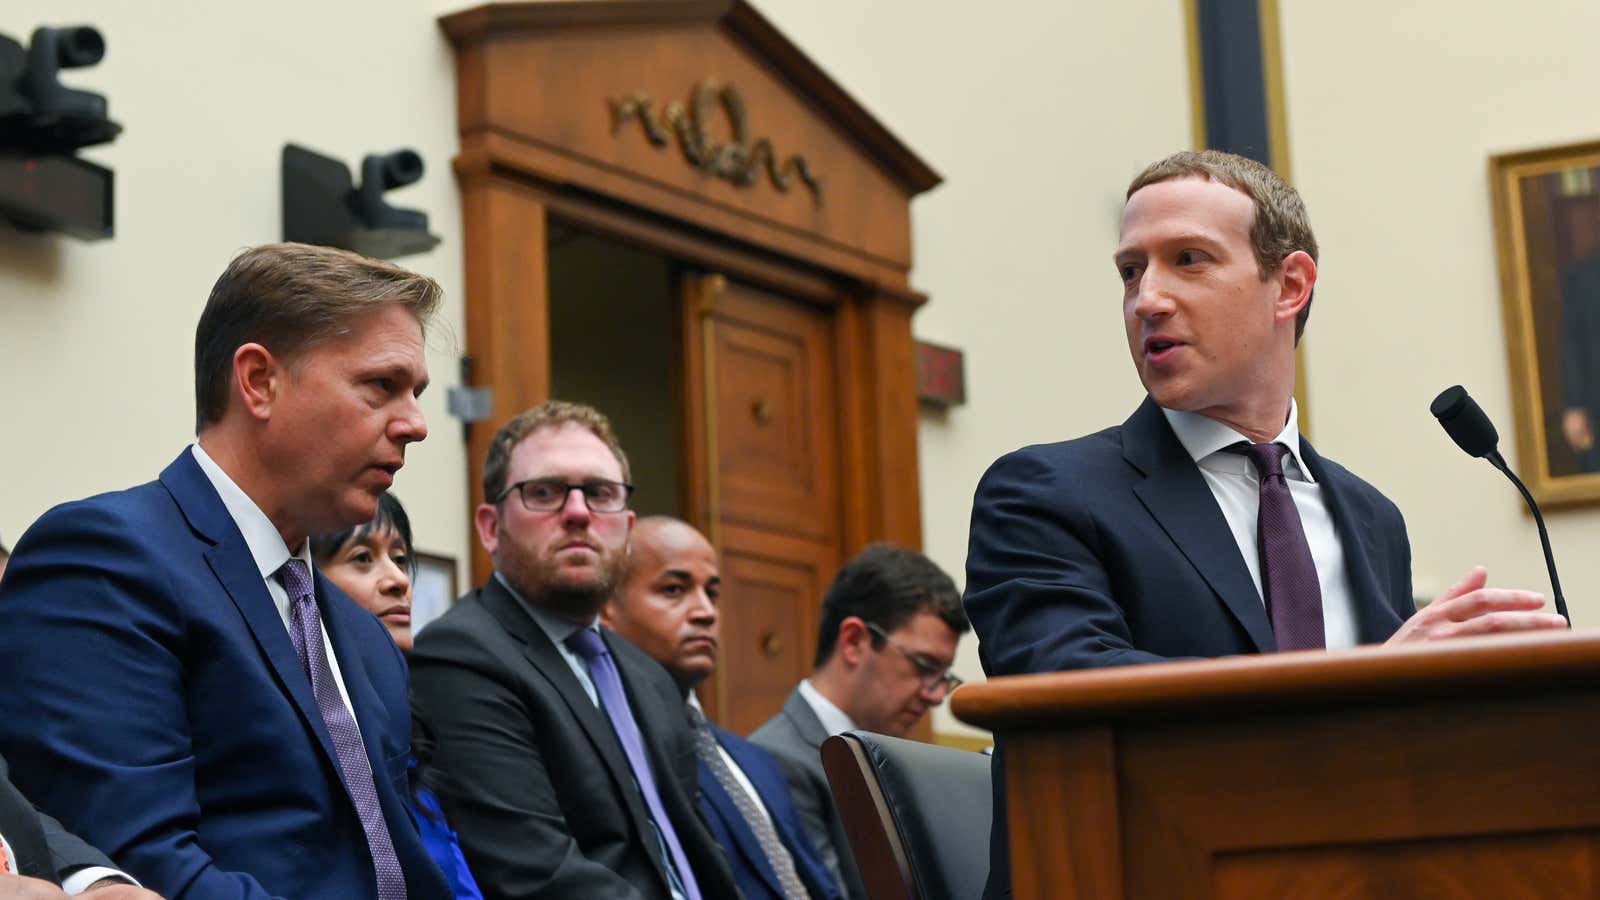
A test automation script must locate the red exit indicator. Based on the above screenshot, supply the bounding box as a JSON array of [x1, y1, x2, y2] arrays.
[[916, 340, 965, 408]]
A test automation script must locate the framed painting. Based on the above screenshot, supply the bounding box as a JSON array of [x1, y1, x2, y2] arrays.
[[1490, 139, 1600, 507], [411, 551, 459, 637]]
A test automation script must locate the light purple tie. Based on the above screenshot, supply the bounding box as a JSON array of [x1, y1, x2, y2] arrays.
[[1229, 442, 1326, 650], [565, 628, 702, 900], [278, 559, 407, 900]]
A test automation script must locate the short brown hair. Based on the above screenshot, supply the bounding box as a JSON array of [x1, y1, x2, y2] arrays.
[[193, 243, 443, 431], [481, 400, 632, 502], [1127, 150, 1318, 343]]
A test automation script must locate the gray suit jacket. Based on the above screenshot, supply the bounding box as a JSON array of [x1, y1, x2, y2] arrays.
[[748, 688, 866, 900], [0, 752, 116, 884]]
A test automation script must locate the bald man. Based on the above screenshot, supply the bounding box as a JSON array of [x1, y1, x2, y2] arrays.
[[603, 518, 842, 900]]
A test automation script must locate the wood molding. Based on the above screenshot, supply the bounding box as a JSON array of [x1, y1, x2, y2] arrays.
[[954, 630, 1600, 731], [458, 172, 551, 585], [931, 730, 992, 753], [440, 1, 942, 197]]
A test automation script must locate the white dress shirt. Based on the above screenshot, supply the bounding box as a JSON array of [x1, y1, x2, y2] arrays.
[[190, 445, 364, 734], [1160, 401, 1359, 650], [797, 679, 857, 737]]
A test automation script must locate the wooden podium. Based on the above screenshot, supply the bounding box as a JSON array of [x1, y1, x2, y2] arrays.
[[951, 631, 1600, 899]]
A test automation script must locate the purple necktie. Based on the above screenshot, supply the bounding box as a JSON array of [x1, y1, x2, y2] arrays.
[[565, 628, 702, 900], [1229, 442, 1326, 650], [278, 559, 407, 900]]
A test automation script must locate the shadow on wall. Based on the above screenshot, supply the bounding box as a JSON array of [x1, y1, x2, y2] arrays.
[[0, 223, 65, 288]]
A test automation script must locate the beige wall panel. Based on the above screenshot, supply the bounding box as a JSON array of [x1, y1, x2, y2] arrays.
[[1280, 1, 1600, 623]]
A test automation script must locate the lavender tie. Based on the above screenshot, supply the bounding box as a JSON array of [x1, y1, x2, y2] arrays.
[[1228, 442, 1326, 650], [565, 628, 702, 900], [278, 559, 407, 900]]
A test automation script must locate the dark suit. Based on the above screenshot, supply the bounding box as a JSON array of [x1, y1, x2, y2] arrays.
[[699, 722, 843, 900], [749, 690, 867, 900], [409, 577, 739, 900], [963, 398, 1415, 897], [0, 450, 450, 900], [0, 753, 117, 885]]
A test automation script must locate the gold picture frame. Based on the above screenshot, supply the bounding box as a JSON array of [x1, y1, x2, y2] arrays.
[[1490, 139, 1600, 507]]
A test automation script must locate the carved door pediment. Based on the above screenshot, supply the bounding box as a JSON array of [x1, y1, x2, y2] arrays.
[[441, 0, 941, 286]]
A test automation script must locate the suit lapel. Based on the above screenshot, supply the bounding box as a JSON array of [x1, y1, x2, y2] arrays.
[[1123, 399, 1276, 653], [701, 746, 784, 897], [162, 452, 343, 773], [1299, 440, 1404, 643], [477, 581, 660, 853]]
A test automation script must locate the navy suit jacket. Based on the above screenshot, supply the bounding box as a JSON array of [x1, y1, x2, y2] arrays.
[[699, 723, 843, 900], [964, 398, 1414, 897], [0, 450, 449, 900]]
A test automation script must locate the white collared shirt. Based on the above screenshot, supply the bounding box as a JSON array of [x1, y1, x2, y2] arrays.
[[190, 445, 363, 733], [797, 679, 857, 738], [1160, 401, 1359, 651]]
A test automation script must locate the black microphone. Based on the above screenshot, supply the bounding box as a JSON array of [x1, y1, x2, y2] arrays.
[[1429, 385, 1570, 625]]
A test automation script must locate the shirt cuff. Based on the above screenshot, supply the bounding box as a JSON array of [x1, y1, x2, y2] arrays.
[[61, 866, 140, 895]]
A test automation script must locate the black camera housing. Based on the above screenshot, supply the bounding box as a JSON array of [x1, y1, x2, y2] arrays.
[[282, 143, 440, 259], [0, 25, 119, 239]]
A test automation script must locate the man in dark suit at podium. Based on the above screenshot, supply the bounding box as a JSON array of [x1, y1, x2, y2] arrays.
[[602, 515, 843, 900], [964, 150, 1569, 898]]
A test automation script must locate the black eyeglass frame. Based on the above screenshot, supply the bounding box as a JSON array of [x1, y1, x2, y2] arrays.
[[495, 478, 636, 513], [864, 621, 964, 695]]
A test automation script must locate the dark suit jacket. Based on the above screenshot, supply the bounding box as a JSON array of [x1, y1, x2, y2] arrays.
[[0, 753, 116, 885], [749, 689, 867, 900], [0, 450, 450, 900], [700, 722, 843, 900], [963, 398, 1415, 897], [409, 577, 740, 900]]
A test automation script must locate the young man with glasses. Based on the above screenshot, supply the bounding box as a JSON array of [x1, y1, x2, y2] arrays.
[[750, 543, 970, 900], [411, 400, 739, 900]]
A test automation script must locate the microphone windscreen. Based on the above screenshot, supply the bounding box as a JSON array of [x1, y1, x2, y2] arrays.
[[1430, 385, 1500, 458]]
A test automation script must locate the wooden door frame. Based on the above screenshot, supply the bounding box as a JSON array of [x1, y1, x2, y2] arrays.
[[457, 157, 927, 584]]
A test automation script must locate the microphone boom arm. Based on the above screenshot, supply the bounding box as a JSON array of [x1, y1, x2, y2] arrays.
[[1485, 449, 1571, 625]]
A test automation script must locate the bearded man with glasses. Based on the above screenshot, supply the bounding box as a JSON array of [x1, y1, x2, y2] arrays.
[[411, 400, 739, 900], [750, 544, 971, 900]]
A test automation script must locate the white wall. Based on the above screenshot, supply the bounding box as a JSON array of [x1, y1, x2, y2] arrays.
[[1281, 1, 1600, 617], [751, 1, 1195, 736], [0, 1, 471, 587]]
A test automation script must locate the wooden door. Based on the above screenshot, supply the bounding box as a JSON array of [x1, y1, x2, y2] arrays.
[[682, 272, 843, 735]]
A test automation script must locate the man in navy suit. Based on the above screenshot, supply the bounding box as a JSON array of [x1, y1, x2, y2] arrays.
[[0, 243, 451, 900], [964, 150, 1569, 898], [603, 516, 843, 900]]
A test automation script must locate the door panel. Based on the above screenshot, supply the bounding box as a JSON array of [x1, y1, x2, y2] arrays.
[[716, 523, 833, 734], [683, 273, 842, 733]]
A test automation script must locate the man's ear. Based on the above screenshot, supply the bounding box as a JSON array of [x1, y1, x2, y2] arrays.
[[474, 503, 501, 557], [835, 616, 871, 667], [232, 343, 282, 423], [1274, 250, 1317, 326]]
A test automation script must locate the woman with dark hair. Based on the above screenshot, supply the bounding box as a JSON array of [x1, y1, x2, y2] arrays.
[[312, 494, 483, 900]]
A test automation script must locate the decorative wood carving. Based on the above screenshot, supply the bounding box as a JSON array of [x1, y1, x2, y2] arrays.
[[610, 81, 822, 199]]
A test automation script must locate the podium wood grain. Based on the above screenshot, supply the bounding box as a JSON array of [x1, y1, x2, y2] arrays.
[[954, 631, 1600, 900]]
